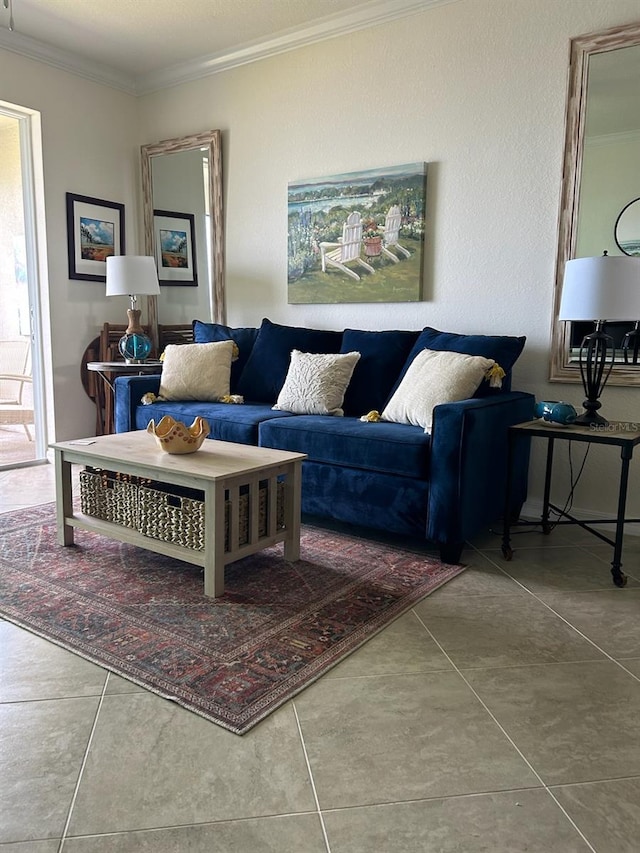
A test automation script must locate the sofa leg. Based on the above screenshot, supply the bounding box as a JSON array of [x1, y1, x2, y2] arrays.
[[439, 542, 463, 564]]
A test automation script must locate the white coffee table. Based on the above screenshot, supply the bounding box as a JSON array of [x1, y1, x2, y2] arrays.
[[52, 431, 306, 597]]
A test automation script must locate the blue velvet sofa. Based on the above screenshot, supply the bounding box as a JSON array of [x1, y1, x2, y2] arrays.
[[114, 318, 534, 563]]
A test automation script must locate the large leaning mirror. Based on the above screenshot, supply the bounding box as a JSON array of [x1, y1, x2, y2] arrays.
[[550, 22, 640, 385], [141, 130, 225, 350]]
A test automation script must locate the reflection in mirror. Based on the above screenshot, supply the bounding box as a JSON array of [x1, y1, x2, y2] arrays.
[[615, 197, 640, 255], [551, 22, 640, 385], [141, 130, 224, 351]]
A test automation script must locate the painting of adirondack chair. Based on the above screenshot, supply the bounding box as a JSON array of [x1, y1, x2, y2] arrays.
[[319, 211, 375, 281], [380, 205, 411, 263]]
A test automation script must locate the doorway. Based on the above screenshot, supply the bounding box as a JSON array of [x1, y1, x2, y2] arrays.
[[0, 104, 47, 469]]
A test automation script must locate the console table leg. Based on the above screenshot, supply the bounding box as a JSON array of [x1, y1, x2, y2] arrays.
[[611, 449, 631, 588], [501, 432, 515, 560], [541, 437, 554, 534]]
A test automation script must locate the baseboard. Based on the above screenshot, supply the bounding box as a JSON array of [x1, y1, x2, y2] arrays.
[[521, 499, 640, 538]]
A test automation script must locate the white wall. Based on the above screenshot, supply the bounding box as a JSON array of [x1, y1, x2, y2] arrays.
[[0, 49, 139, 441]]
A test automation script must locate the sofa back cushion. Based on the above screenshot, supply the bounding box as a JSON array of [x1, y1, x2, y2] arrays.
[[339, 329, 419, 417], [237, 318, 342, 402], [395, 327, 526, 397], [192, 320, 258, 390]]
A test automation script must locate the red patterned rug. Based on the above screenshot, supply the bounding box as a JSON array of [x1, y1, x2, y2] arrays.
[[0, 504, 465, 734]]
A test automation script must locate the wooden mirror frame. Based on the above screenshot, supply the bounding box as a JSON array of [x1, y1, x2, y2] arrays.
[[141, 129, 225, 351], [550, 21, 640, 386]]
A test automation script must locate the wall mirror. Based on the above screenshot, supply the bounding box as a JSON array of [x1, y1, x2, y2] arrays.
[[141, 130, 225, 349], [550, 22, 640, 385]]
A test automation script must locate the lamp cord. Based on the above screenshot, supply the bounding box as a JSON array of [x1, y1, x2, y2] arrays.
[[493, 441, 591, 538], [545, 440, 591, 532]]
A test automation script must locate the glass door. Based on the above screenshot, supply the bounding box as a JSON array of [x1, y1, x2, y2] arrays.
[[0, 104, 47, 469]]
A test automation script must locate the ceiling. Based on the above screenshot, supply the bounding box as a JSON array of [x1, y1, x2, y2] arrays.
[[0, 0, 450, 94]]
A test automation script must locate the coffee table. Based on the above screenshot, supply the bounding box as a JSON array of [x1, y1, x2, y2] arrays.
[[51, 431, 306, 597]]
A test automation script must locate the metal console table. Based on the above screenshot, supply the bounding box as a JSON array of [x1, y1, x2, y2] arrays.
[[502, 419, 640, 587]]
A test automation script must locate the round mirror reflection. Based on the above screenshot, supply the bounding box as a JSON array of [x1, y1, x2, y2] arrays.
[[615, 197, 640, 256]]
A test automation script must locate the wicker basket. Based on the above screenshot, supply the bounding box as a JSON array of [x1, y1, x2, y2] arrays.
[[79, 468, 284, 552], [79, 469, 145, 529]]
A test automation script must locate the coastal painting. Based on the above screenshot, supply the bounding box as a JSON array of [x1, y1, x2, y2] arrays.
[[79, 217, 115, 262], [66, 193, 125, 282], [288, 162, 427, 304]]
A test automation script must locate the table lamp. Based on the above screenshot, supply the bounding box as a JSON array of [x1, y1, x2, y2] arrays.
[[558, 252, 640, 425], [105, 256, 160, 363]]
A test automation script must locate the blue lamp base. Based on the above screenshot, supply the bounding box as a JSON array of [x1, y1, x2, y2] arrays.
[[119, 308, 153, 364]]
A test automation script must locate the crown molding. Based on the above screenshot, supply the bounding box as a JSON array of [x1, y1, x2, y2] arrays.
[[0, 0, 457, 96], [0, 26, 136, 93], [136, 0, 458, 94]]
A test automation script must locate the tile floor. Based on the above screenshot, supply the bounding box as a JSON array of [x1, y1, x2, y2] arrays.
[[2, 462, 640, 852]]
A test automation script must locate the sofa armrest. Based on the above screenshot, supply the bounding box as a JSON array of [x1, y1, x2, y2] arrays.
[[427, 391, 535, 547], [114, 374, 162, 433]]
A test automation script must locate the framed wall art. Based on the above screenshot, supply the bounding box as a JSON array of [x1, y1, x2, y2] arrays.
[[153, 209, 198, 286], [287, 162, 428, 304], [66, 193, 125, 282]]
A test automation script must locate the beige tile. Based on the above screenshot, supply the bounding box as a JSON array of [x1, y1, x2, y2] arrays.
[[67, 692, 315, 836], [430, 551, 529, 597], [488, 545, 638, 592], [0, 697, 99, 843], [62, 813, 327, 852], [323, 789, 592, 852], [325, 610, 453, 678], [103, 672, 148, 694], [620, 658, 640, 678], [0, 620, 108, 702], [465, 660, 640, 785], [414, 593, 605, 668], [538, 589, 640, 658], [294, 671, 539, 809], [0, 463, 55, 511], [551, 778, 640, 853], [0, 843, 61, 852]]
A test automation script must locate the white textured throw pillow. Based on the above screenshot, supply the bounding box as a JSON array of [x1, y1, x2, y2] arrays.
[[273, 350, 361, 416], [159, 340, 234, 402], [381, 348, 495, 432]]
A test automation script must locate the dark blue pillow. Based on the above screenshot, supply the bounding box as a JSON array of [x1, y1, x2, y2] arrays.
[[340, 329, 419, 417], [192, 320, 258, 391], [237, 318, 343, 403], [396, 327, 526, 397]]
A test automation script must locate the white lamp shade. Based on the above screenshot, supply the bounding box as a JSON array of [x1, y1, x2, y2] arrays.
[[106, 255, 160, 297], [559, 254, 640, 321]]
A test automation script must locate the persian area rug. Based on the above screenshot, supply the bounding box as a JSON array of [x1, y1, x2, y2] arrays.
[[0, 504, 465, 735]]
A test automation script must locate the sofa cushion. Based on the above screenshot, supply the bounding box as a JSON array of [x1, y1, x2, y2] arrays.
[[158, 340, 234, 402], [339, 328, 419, 417], [396, 326, 526, 397], [259, 415, 431, 479], [382, 349, 494, 432], [192, 320, 258, 390], [237, 318, 343, 403], [135, 400, 292, 445], [273, 350, 361, 416]]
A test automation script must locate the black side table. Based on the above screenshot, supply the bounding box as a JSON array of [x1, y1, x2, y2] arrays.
[[502, 419, 640, 587]]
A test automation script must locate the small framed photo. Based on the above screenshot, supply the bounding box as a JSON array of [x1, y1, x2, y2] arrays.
[[66, 193, 125, 282], [153, 209, 198, 286]]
